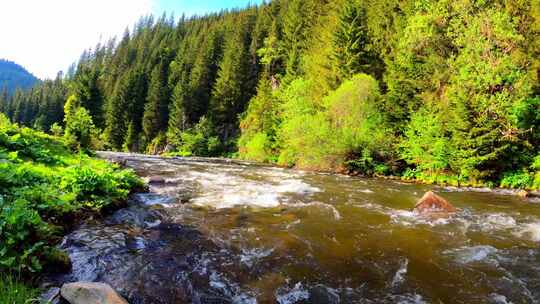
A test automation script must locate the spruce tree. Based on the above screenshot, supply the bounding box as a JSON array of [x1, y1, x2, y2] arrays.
[[105, 75, 129, 150], [73, 66, 105, 128], [0, 86, 8, 114], [210, 20, 249, 140], [281, 0, 316, 80], [105, 69, 148, 150], [142, 61, 170, 143]]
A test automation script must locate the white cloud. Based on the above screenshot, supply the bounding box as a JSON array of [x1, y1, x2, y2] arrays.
[[0, 0, 155, 79]]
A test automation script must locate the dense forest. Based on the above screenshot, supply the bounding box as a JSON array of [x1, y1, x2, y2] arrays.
[[0, 59, 39, 95], [0, 0, 539, 189]]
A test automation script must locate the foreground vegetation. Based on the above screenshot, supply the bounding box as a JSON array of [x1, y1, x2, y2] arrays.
[[0, 275, 38, 304], [0, 0, 539, 190], [0, 114, 143, 301]]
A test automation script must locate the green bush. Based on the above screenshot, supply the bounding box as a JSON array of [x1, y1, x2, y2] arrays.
[[171, 117, 222, 157], [146, 132, 167, 154], [0, 198, 50, 273], [533, 155, 540, 189], [240, 132, 272, 163], [275, 75, 394, 171], [238, 75, 280, 161], [50, 123, 63, 137], [500, 171, 534, 189], [400, 106, 454, 177]]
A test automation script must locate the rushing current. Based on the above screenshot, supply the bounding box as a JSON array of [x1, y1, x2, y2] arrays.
[[46, 152, 540, 304]]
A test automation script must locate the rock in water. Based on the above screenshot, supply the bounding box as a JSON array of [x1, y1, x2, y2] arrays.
[[60, 282, 128, 304], [40, 287, 61, 304], [309, 285, 340, 304], [414, 191, 457, 214], [517, 190, 529, 198], [148, 176, 166, 184]]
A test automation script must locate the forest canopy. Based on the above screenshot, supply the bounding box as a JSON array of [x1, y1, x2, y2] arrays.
[[0, 0, 538, 189]]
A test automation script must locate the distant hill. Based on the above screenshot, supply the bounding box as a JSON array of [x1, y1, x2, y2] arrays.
[[0, 59, 39, 95]]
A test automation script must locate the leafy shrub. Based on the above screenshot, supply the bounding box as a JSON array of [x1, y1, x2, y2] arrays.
[[532, 154, 540, 189], [146, 132, 167, 155], [0, 119, 60, 164], [0, 116, 142, 274], [172, 117, 222, 157], [276, 75, 393, 171], [278, 112, 339, 169], [400, 106, 454, 178], [500, 171, 534, 189], [50, 123, 63, 137], [238, 76, 279, 161], [63, 95, 100, 151], [61, 166, 143, 211], [240, 132, 272, 163], [0, 198, 50, 273], [64, 107, 98, 151]]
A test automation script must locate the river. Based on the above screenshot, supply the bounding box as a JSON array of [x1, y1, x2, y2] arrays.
[[46, 152, 540, 304]]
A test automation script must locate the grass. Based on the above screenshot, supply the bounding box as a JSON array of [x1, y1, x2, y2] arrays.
[[0, 275, 38, 304]]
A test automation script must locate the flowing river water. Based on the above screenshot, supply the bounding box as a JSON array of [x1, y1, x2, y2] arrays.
[[46, 152, 540, 304]]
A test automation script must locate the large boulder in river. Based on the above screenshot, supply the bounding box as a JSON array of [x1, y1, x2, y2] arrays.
[[60, 282, 128, 304], [413, 191, 457, 214]]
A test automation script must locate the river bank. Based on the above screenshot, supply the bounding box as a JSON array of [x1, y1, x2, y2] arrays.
[[0, 118, 143, 304]]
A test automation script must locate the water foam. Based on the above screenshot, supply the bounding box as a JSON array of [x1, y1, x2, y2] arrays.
[[390, 294, 427, 304], [392, 259, 409, 287], [356, 201, 532, 237], [240, 247, 274, 267], [489, 294, 513, 304], [478, 214, 517, 231], [275, 179, 321, 194], [445, 245, 499, 264], [517, 222, 540, 242], [276, 282, 310, 304], [188, 170, 320, 209], [358, 189, 374, 194]]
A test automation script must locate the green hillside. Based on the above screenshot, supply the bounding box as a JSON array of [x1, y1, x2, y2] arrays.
[[0, 59, 39, 95]]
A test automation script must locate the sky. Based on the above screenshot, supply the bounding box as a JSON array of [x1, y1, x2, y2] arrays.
[[0, 0, 261, 80]]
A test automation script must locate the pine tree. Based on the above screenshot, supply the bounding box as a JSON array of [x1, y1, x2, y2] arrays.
[[281, 0, 316, 80], [210, 20, 250, 141], [142, 60, 170, 143], [105, 75, 130, 150], [167, 75, 190, 147], [105, 68, 148, 150], [0, 86, 8, 114], [333, 0, 383, 80], [123, 121, 137, 152], [73, 65, 105, 128]]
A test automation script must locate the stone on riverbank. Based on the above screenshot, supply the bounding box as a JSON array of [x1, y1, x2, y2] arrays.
[[60, 282, 128, 304], [414, 191, 457, 214]]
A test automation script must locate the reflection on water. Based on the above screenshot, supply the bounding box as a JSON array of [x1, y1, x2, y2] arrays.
[[50, 152, 540, 304]]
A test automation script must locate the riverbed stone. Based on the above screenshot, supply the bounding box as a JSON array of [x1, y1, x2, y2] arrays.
[[309, 285, 340, 304], [517, 190, 529, 198], [414, 191, 457, 214], [148, 176, 166, 184], [60, 282, 128, 304], [40, 287, 62, 304]]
